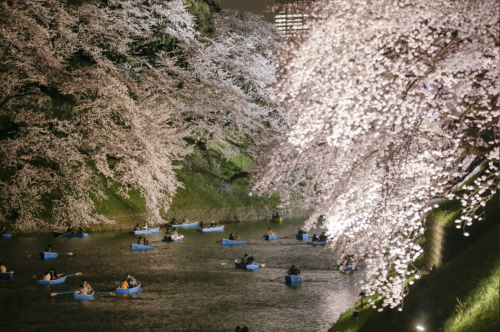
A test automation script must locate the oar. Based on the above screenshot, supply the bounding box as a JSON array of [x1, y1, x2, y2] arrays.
[[133, 281, 142, 291], [54, 251, 73, 256], [302, 276, 315, 281], [51, 291, 75, 296], [256, 263, 266, 267], [58, 231, 74, 237], [27, 253, 45, 258], [94, 291, 116, 295], [270, 276, 287, 281], [66, 272, 82, 278], [220, 262, 237, 266]]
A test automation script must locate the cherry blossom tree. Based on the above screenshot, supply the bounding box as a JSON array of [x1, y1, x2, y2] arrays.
[[252, 0, 499, 309]]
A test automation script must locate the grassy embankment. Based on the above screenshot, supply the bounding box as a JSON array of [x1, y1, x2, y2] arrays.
[[330, 188, 499, 332]]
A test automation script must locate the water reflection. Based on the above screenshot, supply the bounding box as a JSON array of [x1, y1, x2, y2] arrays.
[[0, 219, 360, 331]]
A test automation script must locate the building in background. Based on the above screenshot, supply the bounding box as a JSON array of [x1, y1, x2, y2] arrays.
[[274, 0, 314, 35]]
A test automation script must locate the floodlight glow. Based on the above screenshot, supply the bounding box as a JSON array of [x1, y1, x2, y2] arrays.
[[416, 326, 425, 331]]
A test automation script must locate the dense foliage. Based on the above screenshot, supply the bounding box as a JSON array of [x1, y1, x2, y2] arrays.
[[252, 0, 499, 309], [0, 0, 282, 230]]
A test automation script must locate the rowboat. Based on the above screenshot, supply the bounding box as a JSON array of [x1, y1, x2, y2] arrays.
[[74, 291, 94, 300], [307, 241, 327, 246], [0, 272, 14, 280], [196, 225, 224, 232], [116, 282, 142, 295], [235, 263, 259, 270], [296, 234, 309, 241], [271, 218, 283, 223], [285, 275, 303, 284], [265, 235, 277, 241], [130, 244, 154, 250], [53, 232, 88, 238], [344, 266, 358, 271], [0, 234, 12, 238], [41, 252, 58, 259], [221, 239, 246, 246], [163, 235, 184, 242], [38, 275, 67, 285], [165, 221, 198, 228], [128, 227, 160, 235]]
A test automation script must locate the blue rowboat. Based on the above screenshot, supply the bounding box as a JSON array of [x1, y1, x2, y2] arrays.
[[196, 226, 224, 232], [285, 275, 303, 284], [0, 272, 14, 280], [131, 244, 154, 250], [53, 232, 88, 238], [162, 235, 184, 242], [235, 263, 259, 270], [74, 291, 94, 300], [265, 235, 277, 241], [38, 275, 67, 285], [129, 227, 160, 235], [1, 234, 12, 238], [345, 266, 358, 271], [222, 239, 245, 246], [41, 252, 58, 259], [307, 241, 327, 246], [165, 221, 198, 228], [296, 234, 309, 240], [271, 218, 283, 223], [116, 282, 141, 295]]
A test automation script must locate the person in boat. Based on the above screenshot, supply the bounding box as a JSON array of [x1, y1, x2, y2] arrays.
[[126, 274, 138, 288], [241, 254, 249, 264], [246, 256, 255, 265], [49, 267, 58, 280], [229, 233, 235, 240], [275, 212, 280, 219], [318, 232, 328, 242], [119, 278, 129, 289], [45, 245, 53, 252], [66, 227, 73, 233], [267, 228, 276, 236], [0, 226, 6, 235], [199, 221, 204, 229], [297, 228, 307, 235], [43, 270, 51, 281], [134, 224, 140, 231], [170, 218, 177, 225], [234, 233, 240, 240], [83, 280, 93, 293], [287, 265, 300, 276], [171, 228, 179, 240], [210, 220, 216, 228], [77, 227, 83, 234], [0, 262, 6, 273], [143, 237, 150, 245], [312, 234, 319, 242], [235, 327, 249, 332], [137, 237, 144, 245], [164, 228, 172, 239], [182, 216, 189, 224], [271, 213, 276, 219], [142, 222, 148, 230]]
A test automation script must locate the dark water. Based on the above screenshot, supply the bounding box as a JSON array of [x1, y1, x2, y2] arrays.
[[0, 220, 360, 332]]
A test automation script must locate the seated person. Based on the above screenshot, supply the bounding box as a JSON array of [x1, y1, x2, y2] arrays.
[[43, 270, 51, 281], [142, 222, 148, 230], [246, 256, 255, 265], [318, 232, 328, 242], [287, 265, 300, 276], [182, 216, 189, 224], [137, 237, 144, 245], [165, 229, 172, 236], [82, 280, 92, 293], [134, 224, 140, 231], [229, 233, 235, 240], [210, 221, 216, 227], [126, 274, 137, 288], [235, 327, 250, 332], [66, 227, 73, 233], [297, 228, 306, 235], [170, 218, 177, 225], [77, 227, 83, 234], [312, 234, 319, 242], [120, 278, 129, 289], [77, 283, 88, 295], [0, 263, 6, 273], [45, 245, 52, 252], [241, 254, 249, 264], [0, 226, 6, 235], [143, 237, 149, 245], [171, 229, 181, 240], [267, 228, 276, 236], [234, 233, 240, 240], [199, 221, 204, 229], [271, 213, 276, 219], [275, 213, 280, 219], [49, 268, 58, 280]]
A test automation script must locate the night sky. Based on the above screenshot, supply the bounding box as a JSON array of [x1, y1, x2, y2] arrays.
[[219, 0, 276, 22]]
